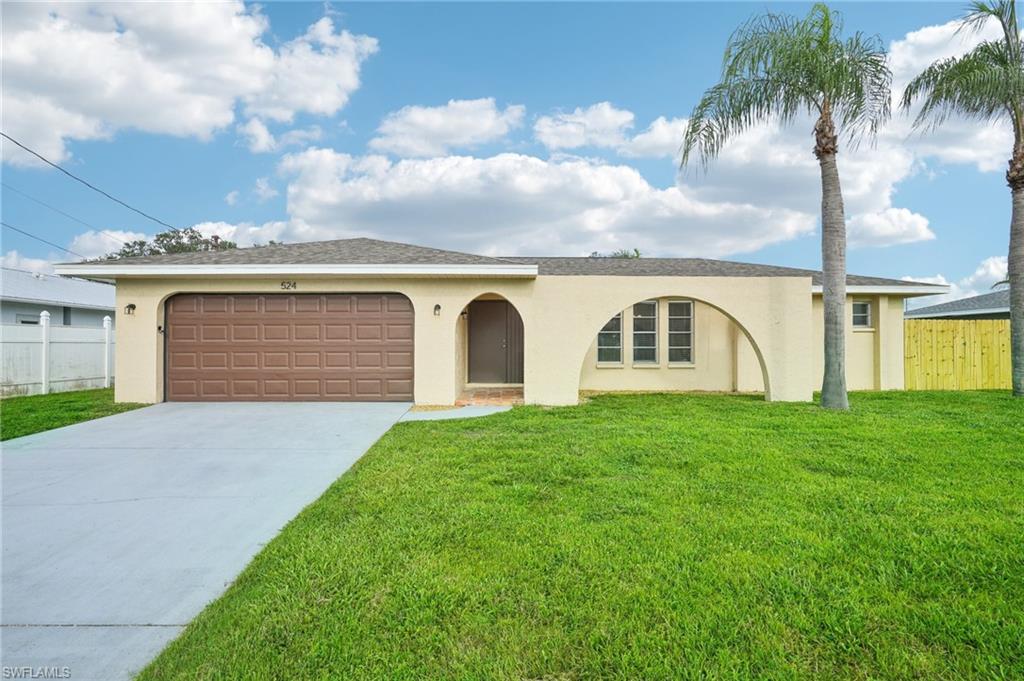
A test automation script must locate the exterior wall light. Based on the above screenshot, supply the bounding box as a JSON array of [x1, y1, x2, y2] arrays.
[[433, 304, 442, 316], [124, 303, 136, 315]]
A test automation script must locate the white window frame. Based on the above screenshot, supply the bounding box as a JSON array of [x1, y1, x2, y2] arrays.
[[632, 300, 658, 364], [667, 299, 695, 364], [596, 312, 623, 364], [852, 299, 873, 329]]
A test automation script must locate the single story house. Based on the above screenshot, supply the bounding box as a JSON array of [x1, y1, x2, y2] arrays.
[[905, 289, 1010, 320], [1, 267, 115, 327], [54, 238, 946, 406]]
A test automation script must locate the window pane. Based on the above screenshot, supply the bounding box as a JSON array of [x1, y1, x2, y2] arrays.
[[634, 347, 656, 363], [598, 347, 621, 363], [668, 301, 692, 317], [669, 347, 692, 363], [633, 333, 656, 348], [668, 317, 692, 332], [601, 315, 621, 332], [633, 301, 656, 317], [633, 317, 656, 332], [598, 332, 621, 347], [669, 332, 691, 347]]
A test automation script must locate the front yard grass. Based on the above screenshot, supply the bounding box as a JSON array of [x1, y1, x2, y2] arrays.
[[141, 392, 1023, 680], [1, 388, 144, 440]]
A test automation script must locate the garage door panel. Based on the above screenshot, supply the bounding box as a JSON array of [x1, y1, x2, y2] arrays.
[[294, 352, 321, 368], [232, 352, 259, 369], [166, 294, 413, 401], [231, 324, 259, 341], [200, 352, 228, 369], [262, 324, 290, 341]]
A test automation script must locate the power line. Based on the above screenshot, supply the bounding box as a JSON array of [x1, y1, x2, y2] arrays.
[[1, 181, 131, 246], [1, 220, 86, 259], [0, 131, 180, 232]]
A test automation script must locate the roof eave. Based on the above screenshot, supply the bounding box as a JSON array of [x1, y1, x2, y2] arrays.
[[811, 284, 950, 297], [52, 263, 540, 279]]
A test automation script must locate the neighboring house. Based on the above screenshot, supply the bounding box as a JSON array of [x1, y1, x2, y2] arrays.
[[905, 289, 1010, 320], [54, 238, 946, 405], [1, 267, 115, 327]]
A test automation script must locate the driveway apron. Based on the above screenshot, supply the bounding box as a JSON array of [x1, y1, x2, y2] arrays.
[[1, 401, 409, 680]]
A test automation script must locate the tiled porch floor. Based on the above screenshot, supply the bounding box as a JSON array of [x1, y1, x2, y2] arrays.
[[456, 386, 524, 406]]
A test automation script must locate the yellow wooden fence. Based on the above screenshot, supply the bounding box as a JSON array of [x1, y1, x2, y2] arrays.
[[904, 319, 1011, 390]]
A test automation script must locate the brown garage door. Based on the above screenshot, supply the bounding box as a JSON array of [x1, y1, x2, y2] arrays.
[[165, 294, 413, 401]]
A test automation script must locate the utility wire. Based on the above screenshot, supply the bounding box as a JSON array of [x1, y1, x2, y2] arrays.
[[1, 131, 180, 232], [1, 181, 131, 246], [1, 220, 87, 259]]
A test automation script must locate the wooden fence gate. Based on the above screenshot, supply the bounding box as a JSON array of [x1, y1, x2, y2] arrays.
[[904, 319, 1011, 390]]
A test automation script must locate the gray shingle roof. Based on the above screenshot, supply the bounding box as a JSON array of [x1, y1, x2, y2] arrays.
[[64, 237, 938, 288], [74, 237, 517, 267], [905, 289, 1010, 318], [502, 256, 926, 287]]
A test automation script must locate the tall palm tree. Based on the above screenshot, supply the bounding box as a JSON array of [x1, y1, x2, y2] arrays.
[[681, 3, 891, 409], [903, 0, 1023, 396]]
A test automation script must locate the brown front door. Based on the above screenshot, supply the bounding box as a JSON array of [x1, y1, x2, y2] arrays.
[[165, 293, 413, 401], [468, 300, 524, 383]]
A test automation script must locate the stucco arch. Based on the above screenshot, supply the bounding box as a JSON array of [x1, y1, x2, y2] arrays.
[[575, 293, 772, 400], [455, 291, 527, 390]]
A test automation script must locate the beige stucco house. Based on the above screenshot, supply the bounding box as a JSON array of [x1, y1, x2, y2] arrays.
[[54, 238, 946, 406]]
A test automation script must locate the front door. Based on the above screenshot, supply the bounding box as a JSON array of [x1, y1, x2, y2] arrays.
[[468, 300, 523, 383]]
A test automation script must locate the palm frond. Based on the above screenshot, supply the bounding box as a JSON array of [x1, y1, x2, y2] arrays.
[[681, 2, 891, 170], [902, 40, 1022, 129]]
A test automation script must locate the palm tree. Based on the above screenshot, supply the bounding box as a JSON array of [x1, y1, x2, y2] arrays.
[[681, 3, 891, 409], [903, 0, 1023, 396]]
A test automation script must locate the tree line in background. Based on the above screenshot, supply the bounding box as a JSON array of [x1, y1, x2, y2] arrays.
[[681, 0, 1022, 405]]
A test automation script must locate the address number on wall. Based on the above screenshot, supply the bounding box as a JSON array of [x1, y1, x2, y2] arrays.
[[280, 281, 298, 290]]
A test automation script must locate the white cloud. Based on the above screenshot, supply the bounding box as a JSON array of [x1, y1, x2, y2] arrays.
[[847, 208, 935, 248], [905, 255, 1007, 307], [190, 220, 289, 247], [238, 118, 323, 153], [619, 117, 688, 159], [534, 102, 635, 151], [242, 17, 378, 123], [534, 104, 690, 161], [224, 190, 240, 206], [254, 177, 279, 202], [68, 230, 148, 259], [1, 5, 375, 166], [369, 98, 525, 157], [275, 148, 814, 257], [2, 250, 55, 274], [237, 119, 276, 153]]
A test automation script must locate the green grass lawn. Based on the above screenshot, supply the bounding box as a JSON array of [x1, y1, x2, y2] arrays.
[[0, 388, 145, 441], [141, 392, 1023, 680]]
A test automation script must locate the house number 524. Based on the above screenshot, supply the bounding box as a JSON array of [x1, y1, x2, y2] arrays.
[[280, 281, 298, 290]]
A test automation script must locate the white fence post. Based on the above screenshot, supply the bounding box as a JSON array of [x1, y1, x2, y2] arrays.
[[40, 310, 51, 395], [103, 315, 112, 388]]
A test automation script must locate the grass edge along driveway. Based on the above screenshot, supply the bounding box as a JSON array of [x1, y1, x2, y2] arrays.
[[140, 391, 1023, 680], [1, 388, 145, 441]]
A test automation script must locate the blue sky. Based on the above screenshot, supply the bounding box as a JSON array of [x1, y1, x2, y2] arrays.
[[1, 2, 1015, 303]]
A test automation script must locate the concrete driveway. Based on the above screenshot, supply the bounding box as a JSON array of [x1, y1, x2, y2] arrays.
[[1, 401, 410, 680]]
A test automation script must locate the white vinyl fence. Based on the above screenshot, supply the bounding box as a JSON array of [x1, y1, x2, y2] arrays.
[[1, 311, 114, 397]]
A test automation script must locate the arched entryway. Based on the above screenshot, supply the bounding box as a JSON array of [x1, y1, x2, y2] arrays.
[[465, 294, 524, 383], [576, 294, 772, 400]]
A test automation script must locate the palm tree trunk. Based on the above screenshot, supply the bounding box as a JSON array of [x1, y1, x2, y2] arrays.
[[1008, 144, 1024, 396], [816, 110, 849, 410]]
